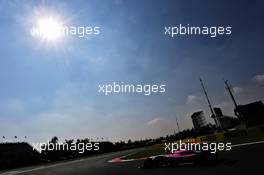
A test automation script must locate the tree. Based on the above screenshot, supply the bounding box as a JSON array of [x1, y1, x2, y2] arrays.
[[50, 136, 59, 144]]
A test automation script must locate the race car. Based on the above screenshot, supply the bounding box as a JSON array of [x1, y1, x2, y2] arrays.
[[139, 150, 218, 168]]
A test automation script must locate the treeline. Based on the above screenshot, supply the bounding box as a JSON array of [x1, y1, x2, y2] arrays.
[[41, 125, 215, 161], [0, 125, 216, 170]]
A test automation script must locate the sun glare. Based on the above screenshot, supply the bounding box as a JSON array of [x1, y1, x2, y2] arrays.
[[31, 16, 63, 41]]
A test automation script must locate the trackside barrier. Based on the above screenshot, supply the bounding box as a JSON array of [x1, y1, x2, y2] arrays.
[[223, 130, 248, 140], [194, 125, 264, 143]]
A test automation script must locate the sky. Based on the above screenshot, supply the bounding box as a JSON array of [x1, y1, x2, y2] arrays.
[[0, 0, 264, 143]]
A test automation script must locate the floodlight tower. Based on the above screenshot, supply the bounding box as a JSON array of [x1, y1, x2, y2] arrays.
[[199, 78, 220, 128], [224, 80, 238, 108], [224, 80, 242, 119], [176, 117, 180, 133]]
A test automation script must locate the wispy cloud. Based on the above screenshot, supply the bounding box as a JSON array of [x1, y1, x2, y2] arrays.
[[147, 118, 165, 127], [232, 87, 245, 95], [253, 74, 264, 86], [186, 95, 197, 104]]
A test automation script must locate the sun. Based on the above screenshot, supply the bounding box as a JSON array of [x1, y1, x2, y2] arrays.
[[30, 16, 63, 41]]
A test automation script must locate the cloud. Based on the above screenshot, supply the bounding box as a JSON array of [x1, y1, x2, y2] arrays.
[[186, 95, 197, 104], [253, 74, 264, 86], [224, 86, 245, 96], [147, 118, 165, 127], [232, 87, 245, 95], [146, 117, 175, 138]]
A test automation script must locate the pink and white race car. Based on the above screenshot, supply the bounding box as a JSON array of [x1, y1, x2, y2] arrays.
[[140, 150, 218, 168]]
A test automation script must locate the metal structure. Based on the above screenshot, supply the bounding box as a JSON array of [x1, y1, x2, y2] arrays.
[[176, 117, 180, 133], [224, 80, 239, 109], [199, 78, 220, 128], [224, 79, 243, 119]]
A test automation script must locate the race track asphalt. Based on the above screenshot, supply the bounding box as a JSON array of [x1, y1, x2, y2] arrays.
[[1, 142, 263, 175]]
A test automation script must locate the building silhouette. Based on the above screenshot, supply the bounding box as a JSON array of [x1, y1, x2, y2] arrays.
[[235, 101, 264, 127], [214, 107, 239, 130], [191, 111, 207, 130]]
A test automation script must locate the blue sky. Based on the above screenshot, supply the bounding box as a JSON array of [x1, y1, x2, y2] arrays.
[[0, 0, 264, 142]]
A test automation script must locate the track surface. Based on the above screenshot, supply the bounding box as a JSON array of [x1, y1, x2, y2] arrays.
[[1, 142, 263, 175]]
